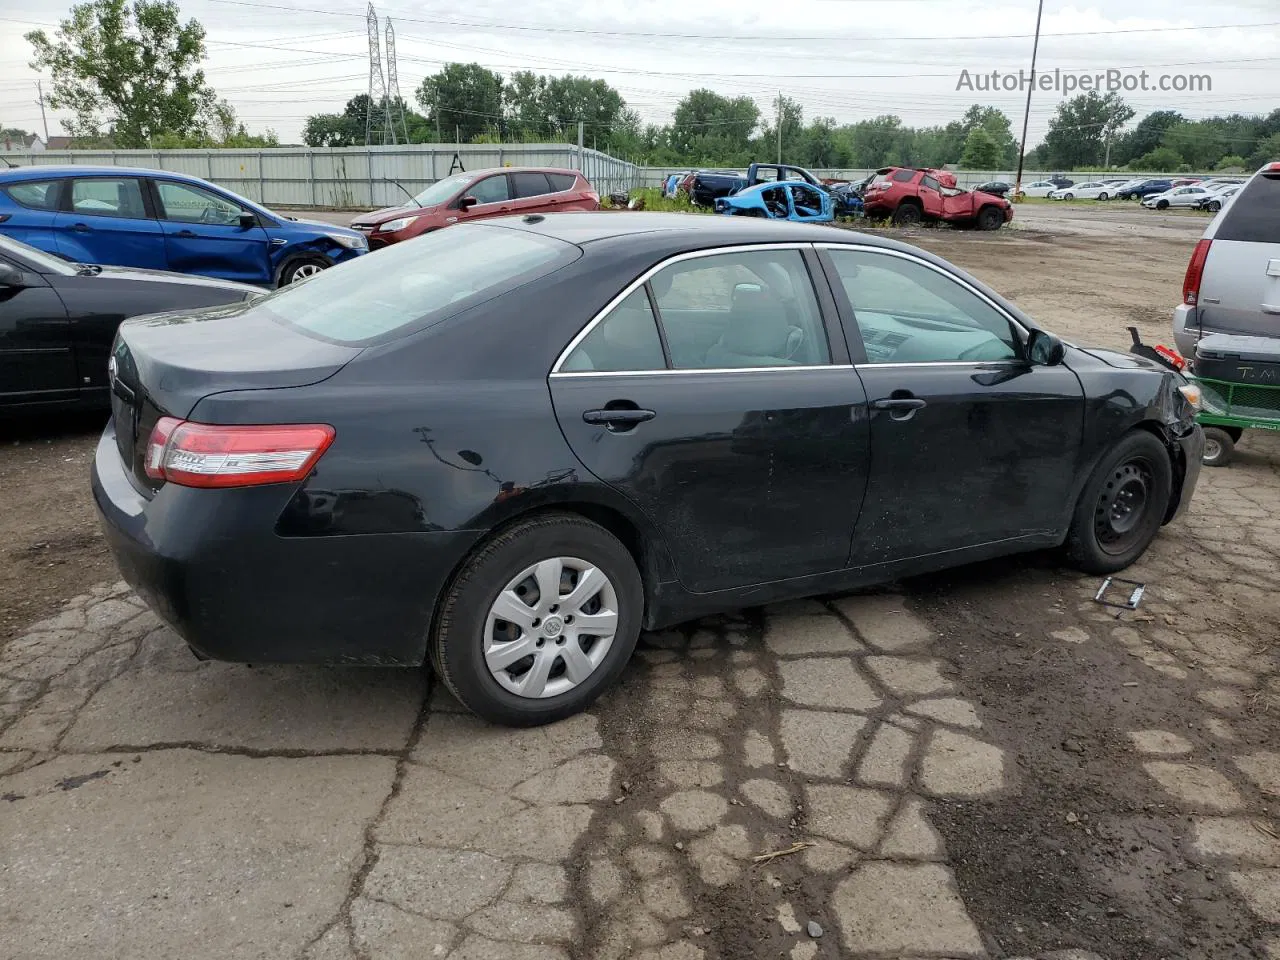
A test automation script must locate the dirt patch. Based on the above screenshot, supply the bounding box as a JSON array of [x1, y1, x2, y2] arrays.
[[0, 412, 113, 648]]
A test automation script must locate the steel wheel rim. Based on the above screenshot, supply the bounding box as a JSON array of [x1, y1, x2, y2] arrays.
[[1203, 436, 1222, 461], [483, 556, 619, 699], [291, 263, 323, 282], [1094, 458, 1154, 555]]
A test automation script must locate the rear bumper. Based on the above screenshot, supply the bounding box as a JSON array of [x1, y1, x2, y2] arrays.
[[1170, 423, 1204, 522], [91, 422, 480, 665], [1172, 303, 1198, 358]]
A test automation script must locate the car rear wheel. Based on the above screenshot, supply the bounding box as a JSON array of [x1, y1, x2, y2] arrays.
[[431, 513, 643, 727], [1201, 427, 1235, 467], [1098, 192, 1109, 201], [278, 257, 328, 287], [1207, 200, 1221, 213], [976, 206, 1003, 231], [1065, 431, 1173, 574], [892, 203, 923, 226]]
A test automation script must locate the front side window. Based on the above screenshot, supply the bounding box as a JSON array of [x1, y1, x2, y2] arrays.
[[827, 248, 1020, 364], [5, 180, 61, 211], [650, 249, 830, 369], [468, 175, 510, 205], [156, 181, 245, 225], [921, 175, 941, 192], [70, 178, 147, 219], [562, 289, 665, 372]]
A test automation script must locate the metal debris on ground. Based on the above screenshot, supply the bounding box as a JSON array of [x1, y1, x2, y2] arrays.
[[751, 841, 816, 864], [1094, 576, 1146, 614]]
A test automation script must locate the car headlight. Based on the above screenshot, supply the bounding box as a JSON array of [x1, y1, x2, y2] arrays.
[[326, 232, 367, 250], [1178, 383, 1202, 410], [377, 216, 418, 233]]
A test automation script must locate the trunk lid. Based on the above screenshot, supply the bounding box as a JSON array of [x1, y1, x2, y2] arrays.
[[109, 300, 361, 490]]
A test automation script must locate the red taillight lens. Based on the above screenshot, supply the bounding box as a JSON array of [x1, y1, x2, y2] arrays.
[[1182, 238, 1212, 306], [143, 419, 335, 488]]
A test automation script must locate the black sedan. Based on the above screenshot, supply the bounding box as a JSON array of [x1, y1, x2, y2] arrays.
[[92, 214, 1203, 726], [972, 181, 1011, 197], [0, 234, 261, 411]]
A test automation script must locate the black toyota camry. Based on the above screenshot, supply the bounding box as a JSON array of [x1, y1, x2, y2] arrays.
[[93, 213, 1203, 726]]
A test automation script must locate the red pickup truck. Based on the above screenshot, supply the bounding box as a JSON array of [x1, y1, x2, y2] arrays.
[[862, 167, 1014, 230]]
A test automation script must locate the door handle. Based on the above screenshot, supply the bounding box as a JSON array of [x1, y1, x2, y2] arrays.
[[583, 408, 656, 431], [872, 396, 927, 421], [175, 229, 197, 238], [71, 223, 90, 233]]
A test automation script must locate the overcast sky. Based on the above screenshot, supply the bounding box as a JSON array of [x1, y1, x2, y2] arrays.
[[1, 0, 1276, 149]]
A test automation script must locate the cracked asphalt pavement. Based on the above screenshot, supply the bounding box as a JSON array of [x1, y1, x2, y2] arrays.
[[4, 216, 1280, 960]]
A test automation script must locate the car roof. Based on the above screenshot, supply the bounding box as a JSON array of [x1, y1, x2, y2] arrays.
[[482, 210, 934, 252], [0, 164, 207, 181]]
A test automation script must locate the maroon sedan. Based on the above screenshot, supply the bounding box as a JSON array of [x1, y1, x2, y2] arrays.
[[350, 167, 599, 248]]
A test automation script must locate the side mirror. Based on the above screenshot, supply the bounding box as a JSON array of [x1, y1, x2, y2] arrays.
[[1028, 329, 1065, 366], [238, 213, 258, 229], [458, 196, 478, 211], [0, 262, 25, 287]]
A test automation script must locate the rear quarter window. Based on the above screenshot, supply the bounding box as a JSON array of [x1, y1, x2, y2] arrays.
[[1216, 173, 1280, 244], [4, 180, 61, 210], [892, 169, 916, 182], [547, 173, 577, 191], [260, 224, 579, 346]]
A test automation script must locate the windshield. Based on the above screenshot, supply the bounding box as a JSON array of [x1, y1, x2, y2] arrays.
[[411, 173, 475, 207], [0, 233, 75, 275], [258, 223, 578, 345]]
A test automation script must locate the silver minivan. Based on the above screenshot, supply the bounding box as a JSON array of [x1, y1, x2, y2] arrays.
[[1173, 162, 1280, 357]]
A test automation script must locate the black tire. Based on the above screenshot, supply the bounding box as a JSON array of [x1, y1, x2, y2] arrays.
[[1201, 427, 1235, 467], [1098, 192, 1109, 201], [1207, 200, 1221, 213], [431, 512, 643, 727], [277, 257, 329, 287], [1065, 431, 1174, 574], [976, 206, 1003, 231], [1063, 192, 1074, 201], [892, 203, 923, 227], [1156, 199, 1169, 210]]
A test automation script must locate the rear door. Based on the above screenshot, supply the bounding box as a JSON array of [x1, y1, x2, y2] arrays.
[[0, 251, 76, 405], [1199, 167, 1280, 339], [819, 243, 1084, 563], [0, 178, 66, 254], [549, 244, 870, 593], [53, 177, 166, 269], [508, 172, 556, 215], [152, 179, 272, 284]]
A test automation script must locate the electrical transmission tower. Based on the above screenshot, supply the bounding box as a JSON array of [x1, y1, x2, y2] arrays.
[[364, 3, 393, 145], [384, 18, 410, 145]]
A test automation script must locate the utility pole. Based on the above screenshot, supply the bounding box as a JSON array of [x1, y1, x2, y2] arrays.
[[1013, 0, 1045, 200], [1103, 129, 1112, 169], [577, 120, 584, 168], [455, 124, 460, 144], [776, 91, 782, 164], [35, 81, 49, 143], [435, 96, 441, 143]]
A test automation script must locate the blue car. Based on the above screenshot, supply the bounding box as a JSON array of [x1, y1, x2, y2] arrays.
[[663, 174, 682, 199], [714, 180, 835, 223], [0, 166, 368, 287]]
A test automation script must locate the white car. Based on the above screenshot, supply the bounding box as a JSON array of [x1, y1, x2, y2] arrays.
[[1199, 184, 1241, 213], [1142, 185, 1212, 209], [1012, 180, 1059, 198], [1049, 181, 1115, 201]]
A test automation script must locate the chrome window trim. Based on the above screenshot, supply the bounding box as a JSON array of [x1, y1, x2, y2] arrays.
[[550, 242, 827, 376], [815, 242, 1032, 343], [551, 364, 853, 379]]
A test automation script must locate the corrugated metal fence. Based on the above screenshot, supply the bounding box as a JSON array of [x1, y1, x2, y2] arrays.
[[639, 167, 1207, 190], [8, 144, 640, 209]]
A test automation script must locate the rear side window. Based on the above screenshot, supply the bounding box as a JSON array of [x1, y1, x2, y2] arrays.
[[70, 178, 147, 219], [562, 289, 665, 372], [1217, 173, 1280, 244], [5, 180, 61, 210], [892, 169, 916, 182], [511, 172, 552, 198], [261, 224, 577, 345], [547, 173, 577, 191]]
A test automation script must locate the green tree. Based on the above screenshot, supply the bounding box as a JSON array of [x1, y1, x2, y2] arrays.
[[26, 0, 216, 148], [1215, 155, 1247, 171], [1110, 110, 1183, 166], [416, 63, 504, 143], [1250, 132, 1280, 169], [757, 95, 804, 162], [1130, 146, 1182, 172], [669, 89, 759, 158], [153, 100, 277, 147], [1043, 92, 1134, 168], [959, 127, 1002, 168], [846, 115, 904, 168]]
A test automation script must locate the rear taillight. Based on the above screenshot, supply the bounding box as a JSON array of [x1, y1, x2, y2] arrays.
[[1182, 238, 1212, 306], [143, 419, 335, 488]]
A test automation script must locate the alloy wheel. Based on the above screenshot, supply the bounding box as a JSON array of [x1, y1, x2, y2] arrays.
[[290, 262, 324, 283], [1093, 458, 1155, 556], [483, 556, 619, 699]]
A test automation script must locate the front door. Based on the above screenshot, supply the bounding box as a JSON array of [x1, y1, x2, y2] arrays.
[[457, 173, 515, 223], [919, 174, 944, 219], [819, 244, 1085, 564], [152, 179, 273, 284], [0, 256, 75, 406], [53, 176, 166, 270], [550, 246, 870, 593]]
